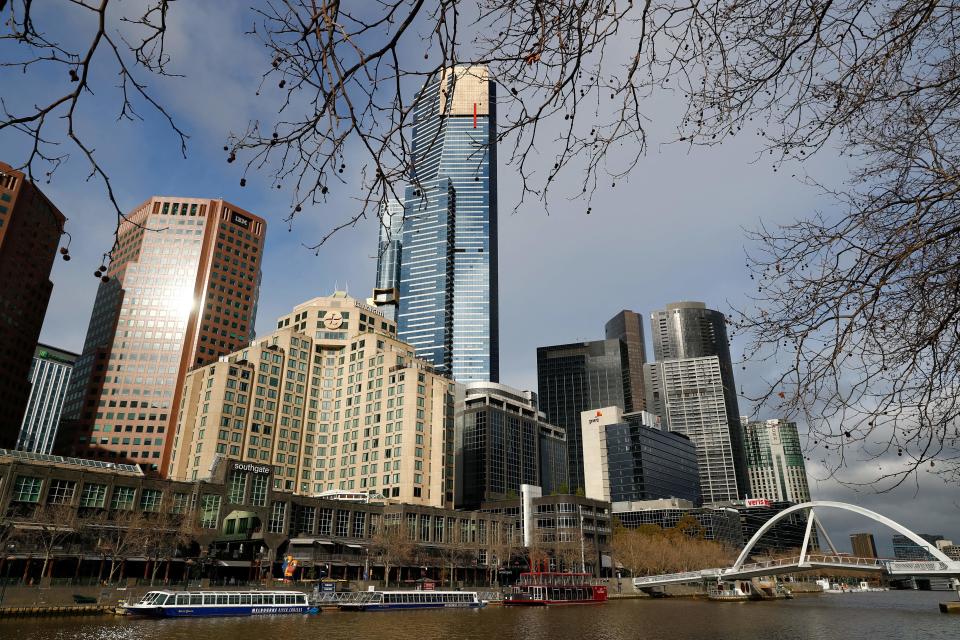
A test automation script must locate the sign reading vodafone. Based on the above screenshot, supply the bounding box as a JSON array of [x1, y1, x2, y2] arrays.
[[744, 498, 772, 508]]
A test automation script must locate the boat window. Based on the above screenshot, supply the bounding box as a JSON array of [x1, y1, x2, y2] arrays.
[[229, 594, 240, 605], [240, 594, 252, 604], [252, 594, 262, 605], [203, 594, 215, 605], [157, 594, 171, 605], [216, 594, 228, 605], [190, 594, 203, 605], [175, 594, 188, 605]]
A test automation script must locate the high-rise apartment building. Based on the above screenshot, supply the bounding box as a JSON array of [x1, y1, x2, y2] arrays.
[[645, 356, 742, 504], [60, 197, 265, 473], [397, 65, 499, 383], [372, 198, 404, 320], [646, 301, 749, 502], [171, 293, 456, 507], [604, 310, 647, 411], [0, 162, 66, 448], [454, 381, 567, 509], [850, 532, 878, 559], [536, 339, 629, 492], [16, 344, 78, 454], [741, 418, 811, 503]]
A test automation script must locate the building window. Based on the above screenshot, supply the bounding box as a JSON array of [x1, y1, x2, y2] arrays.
[[140, 489, 163, 512], [335, 510, 349, 538], [228, 472, 247, 504], [250, 474, 268, 507], [80, 483, 107, 508], [111, 486, 136, 510], [200, 495, 221, 529], [47, 479, 77, 505], [269, 501, 286, 534], [318, 508, 333, 536], [171, 492, 189, 514], [352, 511, 366, 538], [13, 476, 42, 503]]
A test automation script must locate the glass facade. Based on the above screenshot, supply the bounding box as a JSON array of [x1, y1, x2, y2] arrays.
[[397, 65, 499, 383], [604, 310, 647, 412], [614, 506, 744, 548], [647, 302, 749, 497], [741, 418, 811, 503], [17, 345, 77, 454], [373, 198, 404, 319], [892, 533, 943, 560], [537, 339, 628, 492], [604, 417, 701, 505], [455, 382, 567, 509]]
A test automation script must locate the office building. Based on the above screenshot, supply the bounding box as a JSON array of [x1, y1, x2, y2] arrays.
[[645, 356, 741, 504], [741, 418, 811, 503], [892, 533, 944, 561], [454, 382, 567, 509], [613, 498, 744, 548], [536, 339, 630, 492], [732, 499, 816, 554], [580, 406, 700, 505], [850, 533, 878, 559], [604, 310, 647, 411], [171, 292, 455, 507], [372, 198, 404, 320], [397, 65, 499, 383], [59, 197, 266, 473], [16, 344, 78, 454], [0, 162, 66, 448], [646, 301, 749, 498]]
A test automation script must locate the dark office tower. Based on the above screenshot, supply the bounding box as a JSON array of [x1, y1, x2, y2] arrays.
[[605, 310, 647, 411], [17, 344, 78, 454], [537, 340, 628, 492], [0, 162, 66, 448], [397, 65, 499, 382], [850, 533, 879, 559], [647, 301, 749, 499], [59, 197, 266, 475], [372, 198, 403, 321]]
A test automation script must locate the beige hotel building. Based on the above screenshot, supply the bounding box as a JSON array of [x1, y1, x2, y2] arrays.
[[170, 292, 455, 508]]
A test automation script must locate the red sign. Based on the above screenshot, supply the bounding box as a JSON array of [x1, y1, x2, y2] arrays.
[[744, 498, 772, 508]]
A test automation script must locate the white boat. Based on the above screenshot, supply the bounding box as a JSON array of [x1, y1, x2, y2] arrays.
[[338, 590, 484, 611], [125, 590, 315, 617]]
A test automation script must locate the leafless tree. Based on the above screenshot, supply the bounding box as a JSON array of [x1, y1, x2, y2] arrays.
[[9, 503, 83, 580], [86, 509, 149, 584], [5, 2, 960, 487], [368, 517, 414, 588]]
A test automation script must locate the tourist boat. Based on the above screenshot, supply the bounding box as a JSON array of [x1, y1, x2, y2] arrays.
[[708, 580, 751, 602], [337, 590, 485, 611], [503, 572, 608, 606], [124, 590, 315, 617]]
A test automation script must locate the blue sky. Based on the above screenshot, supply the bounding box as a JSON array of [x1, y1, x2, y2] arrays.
[[1, 2, 956, 550]]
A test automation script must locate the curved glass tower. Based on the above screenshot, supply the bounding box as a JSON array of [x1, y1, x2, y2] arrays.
[[397, 65, 499, 382]]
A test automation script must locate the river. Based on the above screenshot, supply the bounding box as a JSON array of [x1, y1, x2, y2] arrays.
[[0, 591, 955, 639]]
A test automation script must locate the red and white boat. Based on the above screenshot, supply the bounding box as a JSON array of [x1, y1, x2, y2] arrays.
[[503, 572, 608, 606]]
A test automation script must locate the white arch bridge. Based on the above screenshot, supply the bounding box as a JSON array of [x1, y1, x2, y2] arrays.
[[632, 501, 960, 589]]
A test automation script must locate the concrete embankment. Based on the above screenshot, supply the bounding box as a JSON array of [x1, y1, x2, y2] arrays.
[[0, 605, 113, 618]]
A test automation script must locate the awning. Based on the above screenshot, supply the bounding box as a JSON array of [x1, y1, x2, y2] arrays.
[[345, 543, 363, 549], [218, 560, 254, 567], [290, 537, 319, 545]]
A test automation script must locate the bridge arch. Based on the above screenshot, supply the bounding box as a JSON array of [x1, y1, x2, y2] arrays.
[[732, 500, 953, 570]]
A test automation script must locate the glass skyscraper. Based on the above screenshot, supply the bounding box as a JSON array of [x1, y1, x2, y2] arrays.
[[741, 417, 811, 503], [17, 344, 77, 454], [397, 65, 499, 382], [372, 198, 403, 320]]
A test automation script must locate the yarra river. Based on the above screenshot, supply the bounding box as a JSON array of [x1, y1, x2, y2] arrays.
[[0, 592, 954, 640]]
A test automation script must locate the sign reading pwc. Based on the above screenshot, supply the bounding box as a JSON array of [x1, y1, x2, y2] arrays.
[[230, 211, 252, 229], [231, 461, 271, 475]]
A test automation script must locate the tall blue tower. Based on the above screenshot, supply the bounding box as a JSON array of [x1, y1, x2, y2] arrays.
[[397, 65, 499, 382]]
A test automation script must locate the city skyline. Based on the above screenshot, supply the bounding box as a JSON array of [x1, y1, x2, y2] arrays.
[[3, 2, 958, 545]]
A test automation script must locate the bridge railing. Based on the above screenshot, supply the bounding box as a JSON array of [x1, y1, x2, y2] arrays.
[[632, 568, 719, 585], [883, 561, 949, 573]]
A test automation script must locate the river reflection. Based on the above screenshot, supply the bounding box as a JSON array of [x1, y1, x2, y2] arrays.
[[0, 591, 955, 640]]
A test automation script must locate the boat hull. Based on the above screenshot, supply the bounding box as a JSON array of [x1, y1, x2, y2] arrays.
[[126, 605, 312, 618], [502, 598, 604, 606], [339, 602, 484, 611]]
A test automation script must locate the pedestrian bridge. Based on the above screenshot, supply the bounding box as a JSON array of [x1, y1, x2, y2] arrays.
[[632, 501, 960, 589]]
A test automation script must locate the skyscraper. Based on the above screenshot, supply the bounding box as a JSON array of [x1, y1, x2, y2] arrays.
[[646, 301, 749, 500], [537, 339, 629, 492], [605, 310, 647, 411], [646, 356, 742, 504], [0, 161, 66, 448], [372, 198, 404, 320], [850, 533, 878, 559], [741, 417, 811, 503], [397, 65, 499, 382], [17, 344, 78, 454], [60, 197, 266, 474]]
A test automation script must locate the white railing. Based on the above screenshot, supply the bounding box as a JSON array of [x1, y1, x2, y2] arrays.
[[884, 561, 949, 574]]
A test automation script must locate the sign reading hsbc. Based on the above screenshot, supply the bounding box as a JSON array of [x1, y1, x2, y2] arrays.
[[230, 211, 252, 229], [232, 461, 271, 475]]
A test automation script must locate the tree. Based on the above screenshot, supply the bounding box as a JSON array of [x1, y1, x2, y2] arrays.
[[611, 523, 735, 577], [140, 507, 199, 586], [12, 503, 83, 580], [86, 510, 149, 584], [369, 519, 414, 589], [5, 1, 959, 485]]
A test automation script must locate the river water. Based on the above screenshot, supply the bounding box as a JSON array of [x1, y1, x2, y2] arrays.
[[1, 592, 955, 640]]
